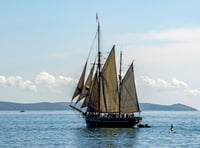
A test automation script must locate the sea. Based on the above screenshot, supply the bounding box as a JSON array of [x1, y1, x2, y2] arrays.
[[0, 111, 200, 148]]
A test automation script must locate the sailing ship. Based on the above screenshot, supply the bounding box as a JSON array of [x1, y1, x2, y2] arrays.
[[70, 16, 142, 128]]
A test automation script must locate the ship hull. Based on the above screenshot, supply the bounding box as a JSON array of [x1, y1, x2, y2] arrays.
[[85, 116, 142, 128]]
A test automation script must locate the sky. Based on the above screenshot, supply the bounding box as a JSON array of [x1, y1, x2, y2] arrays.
[[1, 0, 200, 110]]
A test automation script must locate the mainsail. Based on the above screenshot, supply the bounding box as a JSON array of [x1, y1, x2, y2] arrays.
[[100, 45, 119, 113]]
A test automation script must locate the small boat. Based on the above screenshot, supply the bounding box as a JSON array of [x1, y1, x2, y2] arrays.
[[137, 124, 151, 128], [20, 110, 25, 112], [70, 14, 142, 128]]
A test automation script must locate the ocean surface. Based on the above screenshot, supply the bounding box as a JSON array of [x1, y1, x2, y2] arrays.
[[0, 111, 200, 148]]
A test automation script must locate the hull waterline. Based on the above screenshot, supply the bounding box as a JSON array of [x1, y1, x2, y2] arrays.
[[85, 117, 142, 128]]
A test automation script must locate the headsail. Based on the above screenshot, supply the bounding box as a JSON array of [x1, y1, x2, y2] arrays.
[[120, 63, 140, 113], [71, 61, 87, 101], [76, 62, 95, 104], [81, 69, 95, 108]]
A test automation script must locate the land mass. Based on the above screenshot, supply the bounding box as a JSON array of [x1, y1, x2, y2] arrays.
[[0, 102, 197, 111], [139, 103, 198, 111]]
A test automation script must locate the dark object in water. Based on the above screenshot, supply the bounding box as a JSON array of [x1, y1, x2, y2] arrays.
[[170, 124, 174, 131], [20, 110, 25, 112], [137, 123, 150, 128]]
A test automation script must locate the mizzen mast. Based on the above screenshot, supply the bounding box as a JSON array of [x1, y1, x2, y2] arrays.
[[119, 51, 122, 116]]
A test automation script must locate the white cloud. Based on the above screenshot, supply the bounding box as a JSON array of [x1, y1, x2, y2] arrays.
[[35, 72, 76, 93], [185, 89, 200, 96], [35, 72, 56, 85], [172, 78, 188, 88], [0, 76, 6, 84], [141, 76, 200, 96], [0, 75, 37, 92], [0, 72, 77, 95], [141, 76, 171, 89], [35, 72, 76, 86]]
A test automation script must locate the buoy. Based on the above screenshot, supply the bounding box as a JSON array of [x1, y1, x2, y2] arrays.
[[170, 124, 174, 131]]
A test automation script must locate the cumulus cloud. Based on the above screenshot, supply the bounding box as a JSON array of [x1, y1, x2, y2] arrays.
[[0, 72, 77, 94], [141, 76, 171, 89], [35, 72, 56, 85], [141, 76, 200, 96], [35, 72, 76, 93], [184, 89, 200, 96], [35, 72, 76, 86], [0, 75, 37, 92], [172, 78, 188, 88]]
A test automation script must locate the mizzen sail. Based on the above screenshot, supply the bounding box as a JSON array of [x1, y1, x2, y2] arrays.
[[120, 63, 140, 113]]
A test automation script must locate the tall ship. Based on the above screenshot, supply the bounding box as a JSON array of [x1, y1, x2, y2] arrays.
[[70, 16, 142, 128]]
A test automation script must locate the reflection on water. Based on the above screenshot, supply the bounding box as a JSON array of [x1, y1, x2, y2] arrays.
[[73, 127, 140, 147]]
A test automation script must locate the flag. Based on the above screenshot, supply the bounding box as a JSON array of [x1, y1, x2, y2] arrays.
[[96, 13, 98, 22]]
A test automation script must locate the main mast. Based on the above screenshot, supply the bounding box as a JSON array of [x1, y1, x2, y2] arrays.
[[97, 14, 101, 113]]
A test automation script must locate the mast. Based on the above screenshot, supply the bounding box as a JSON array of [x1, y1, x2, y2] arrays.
[[119, 51, 122, 116], [119, 51, 122, 82], [97, 14, 101, 113]]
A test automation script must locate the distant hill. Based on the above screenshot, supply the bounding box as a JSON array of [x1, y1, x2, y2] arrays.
[[0, 102, 70, 111], [0, 102, 198, 111], [140, 103, 198, 111]]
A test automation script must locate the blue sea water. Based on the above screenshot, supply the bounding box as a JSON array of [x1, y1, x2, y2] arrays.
[[0, 111, 200, 148]]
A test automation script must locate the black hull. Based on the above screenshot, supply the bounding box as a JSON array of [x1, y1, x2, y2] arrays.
[[86, 116, 142, 128]]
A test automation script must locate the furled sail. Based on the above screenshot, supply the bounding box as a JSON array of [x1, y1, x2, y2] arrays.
[[71, 61, 87, 101], [100, 45, 119, 113], [76, 62, 95, 104], [120, 63, 140, 113]]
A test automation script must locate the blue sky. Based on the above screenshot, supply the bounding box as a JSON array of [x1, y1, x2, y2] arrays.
[[1, 1, 200, 110]]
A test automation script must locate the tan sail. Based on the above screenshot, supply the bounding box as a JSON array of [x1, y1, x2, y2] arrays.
[[76, 62, 95, 104], [120, 63, 140, 113], [81, 68, 96, 108], [86, 71, 100, 112], [71, 61, 87, 101], [100, 45, 119, 113], [81, 95, 89, 108]]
